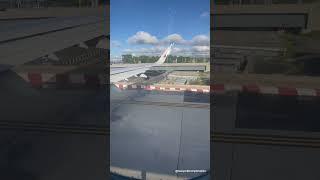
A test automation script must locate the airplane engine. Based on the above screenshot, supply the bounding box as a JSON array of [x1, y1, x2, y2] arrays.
[[139, 74, 147, 78]]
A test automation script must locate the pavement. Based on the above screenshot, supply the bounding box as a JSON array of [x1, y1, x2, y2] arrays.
[[0, 68, 210, 179], [110, 86, 210, 179]]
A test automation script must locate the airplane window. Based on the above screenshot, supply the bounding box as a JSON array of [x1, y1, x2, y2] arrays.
[[110, 0, 210, 179]]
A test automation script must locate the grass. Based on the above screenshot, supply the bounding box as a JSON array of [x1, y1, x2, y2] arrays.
[[188, 77, 210, 85]]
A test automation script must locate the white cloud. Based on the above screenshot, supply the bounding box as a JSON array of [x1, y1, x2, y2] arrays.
[[162, 33, 210, 46], [127, 31, 209, 46], [191, 45, 210, 52], [127, 31, 159, 45], [191, 35, 210, 46], [162, 34, 186, 44], [191, 46, 210, 56], [123, 32, 210, 57], [200, 11, 209, 18]]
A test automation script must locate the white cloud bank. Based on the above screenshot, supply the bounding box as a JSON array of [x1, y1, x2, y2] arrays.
[[127, 31, 209, 46], [127, 31, 159, 45], [124, 31, 210, 57], [123, 31, 210, 57]]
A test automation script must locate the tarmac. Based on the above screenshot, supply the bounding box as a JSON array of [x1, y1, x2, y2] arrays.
[[110, 86, 210, 179]]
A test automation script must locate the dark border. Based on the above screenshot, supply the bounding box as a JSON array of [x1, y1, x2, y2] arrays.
[[210, 1, 214, 180], [211, 13, 309, 31]]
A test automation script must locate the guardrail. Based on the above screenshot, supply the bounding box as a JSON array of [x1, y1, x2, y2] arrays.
[[15, 72, 320, 97]]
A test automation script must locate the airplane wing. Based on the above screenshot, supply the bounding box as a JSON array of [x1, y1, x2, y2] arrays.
[[0, 16, 108, 69], [110, 43, 174, 83]]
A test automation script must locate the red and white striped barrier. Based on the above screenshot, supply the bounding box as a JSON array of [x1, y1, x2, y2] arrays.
[[211, 84, 320, 97], [114, 83, 210, 93], [115, 83, 320, 96], [17, 72, 320, 96]]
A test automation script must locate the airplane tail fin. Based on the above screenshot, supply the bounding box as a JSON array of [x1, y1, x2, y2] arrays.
[[155, 43, 174, 65]]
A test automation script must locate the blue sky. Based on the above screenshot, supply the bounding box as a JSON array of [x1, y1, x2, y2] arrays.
[[110, 0, 210, 60]]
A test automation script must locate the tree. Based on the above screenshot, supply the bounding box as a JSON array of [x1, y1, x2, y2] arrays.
[[121, 54, 209, 64], [122, 54, 133, 63]]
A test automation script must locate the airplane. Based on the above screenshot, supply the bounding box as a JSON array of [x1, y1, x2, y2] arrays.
[[0, 15, 107, 72], [110, 43, 174, 83], [0, 15, 174, 89]]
